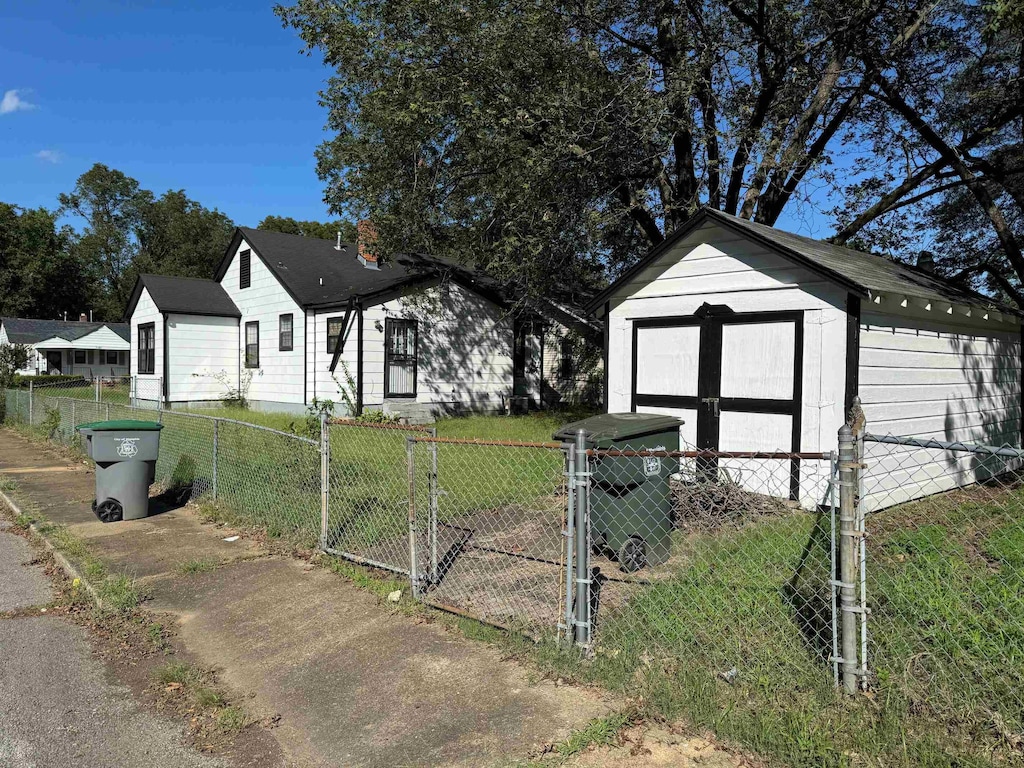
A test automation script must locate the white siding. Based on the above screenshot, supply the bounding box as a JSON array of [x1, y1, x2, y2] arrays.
[[309, 307, 360, 412], [0, 325, 37, 375], [356, 282, 514, 420], [606, 220, 849, 460], [219, 237, 306, 406], [129, 287, 163, 399], [858, 301, 1022, 510], [541, 324, 603, 407], [166, 314, 239, 403]]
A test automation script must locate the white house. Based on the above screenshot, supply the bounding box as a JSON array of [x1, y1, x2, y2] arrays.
[[0, 316, 131, 380], [589, 208, 1022, 510], [125, 226, 600, 420]]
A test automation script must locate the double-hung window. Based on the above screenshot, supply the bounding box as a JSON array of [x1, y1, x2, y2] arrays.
[[385, 319, 418, 397], [105, 350, 119, 365], [279, 314, 293, 351], [326, 316, 344, 353], [138, 323, 155, 374], [245, 321, 260, 368]]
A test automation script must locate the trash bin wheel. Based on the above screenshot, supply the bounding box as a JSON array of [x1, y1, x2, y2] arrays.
[[95, 499, 124, 524], [618, 536, 647, 573]]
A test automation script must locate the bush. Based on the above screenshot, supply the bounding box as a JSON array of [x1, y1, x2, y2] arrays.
[[12, 374, 87, 388]]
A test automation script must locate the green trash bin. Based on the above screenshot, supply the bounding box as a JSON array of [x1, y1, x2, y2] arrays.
[[77, 419, 164, 523], [555, 413, 682, 572]]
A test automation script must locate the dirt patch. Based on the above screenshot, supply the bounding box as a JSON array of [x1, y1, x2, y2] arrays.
[[560, 725, 756, 768]]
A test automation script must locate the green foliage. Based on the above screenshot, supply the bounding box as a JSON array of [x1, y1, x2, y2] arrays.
[[300, 397, 334, 438], [258, 215, 356, 242], [0, 202, 94, 319], [0, 344, 31, 396], [11, 374, 85, 388], [554, 711, 634, 757], [352, 409, 400, 425], [40, 405, 61, 438]]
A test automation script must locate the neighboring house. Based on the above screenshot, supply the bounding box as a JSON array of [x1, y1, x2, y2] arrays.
[[0, 316, 131, 380], [590, 207, 1022, 510], [125, 226, 600, 420]]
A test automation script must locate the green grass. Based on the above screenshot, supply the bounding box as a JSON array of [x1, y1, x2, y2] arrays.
[[176, 558, 218, 575], [554, 711, 635, 757]]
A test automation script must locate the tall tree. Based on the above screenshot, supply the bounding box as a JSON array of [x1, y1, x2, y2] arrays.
[[0, 203, 94, 319], [58, 164, 152, 319], [832, 3, 1024, 304], [275, 0, 946, 297], [258, 215, 356, 242], [137, 190, 236, 279]]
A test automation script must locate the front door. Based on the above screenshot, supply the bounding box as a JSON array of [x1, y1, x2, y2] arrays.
[[45, 351, 62, 374], [632, 304, 803, 498]]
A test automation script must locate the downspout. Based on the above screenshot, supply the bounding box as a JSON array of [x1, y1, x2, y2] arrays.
[[303, 310, 308, 405], [162, 313, 170, 407], [356, 304, 364, 416]]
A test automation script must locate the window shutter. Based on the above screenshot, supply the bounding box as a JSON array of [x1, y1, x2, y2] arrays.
[[240, 249, 251, 289]]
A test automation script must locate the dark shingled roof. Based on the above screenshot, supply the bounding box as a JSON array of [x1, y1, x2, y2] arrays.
[[126, 274, 241, 319], [589, 208, 1023, 316], [1, 317, 130, 344], [221, 227, 498, 309]]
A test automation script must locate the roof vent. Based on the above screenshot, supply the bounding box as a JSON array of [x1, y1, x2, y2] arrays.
[[334, 231, 344, 251], [357, 220, 380, 270], [917, 250, 935, 273]]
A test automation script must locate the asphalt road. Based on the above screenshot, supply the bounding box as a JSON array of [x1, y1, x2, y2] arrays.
[[0, 520, 225, 768]]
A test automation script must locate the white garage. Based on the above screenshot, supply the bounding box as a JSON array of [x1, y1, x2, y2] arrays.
[[589, 208, 1022, 507]]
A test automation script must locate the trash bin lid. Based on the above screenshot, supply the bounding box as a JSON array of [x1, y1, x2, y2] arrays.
[[76, 419, 164, 432], [553, 412, 682, 443]]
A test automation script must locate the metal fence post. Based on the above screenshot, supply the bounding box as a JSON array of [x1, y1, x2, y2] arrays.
[[319, 411, 329, 551], [563, 441, 576, 643], [105, 403, 110, 421], [71, 398, 75, 435], [28, 381, 33, 426], [573, 428, 591, 647], [95, 376, 100, 403], [406, 435, 420, 599], [428, 428, 439, 585], [213, 418, 220, 501], [838, 425, 860, 694]]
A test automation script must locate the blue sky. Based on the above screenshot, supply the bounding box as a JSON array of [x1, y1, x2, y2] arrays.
[[0, 0, 836, 238], [0, 0, 332, 228]]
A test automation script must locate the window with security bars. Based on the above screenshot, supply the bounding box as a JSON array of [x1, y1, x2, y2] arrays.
[[138, 323, 155, 374], [245, 321, 259, 368], [385, 318, 417, 397], [279, 314, 293, 351], [240, 249, 251, 289]]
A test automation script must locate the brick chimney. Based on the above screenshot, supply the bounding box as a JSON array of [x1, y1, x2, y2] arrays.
[[79, 312, 88, 322], [357, 219, 379, 270]]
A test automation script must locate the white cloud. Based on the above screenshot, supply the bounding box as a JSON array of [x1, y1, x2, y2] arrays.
[[1, 89, 35, 115], [35, 149, 61, 164]]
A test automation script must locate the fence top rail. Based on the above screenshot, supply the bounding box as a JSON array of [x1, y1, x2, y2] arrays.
[[167, 412, 320, 446], [330, 418, 435, 433], [29, 378, 89, 389], [863, 432, 1024, 460], [412, 435, 564, 450], [592, 448, 832, 460]]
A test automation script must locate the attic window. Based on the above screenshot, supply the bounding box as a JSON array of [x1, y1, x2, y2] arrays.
[[240, 249, 251, 289]]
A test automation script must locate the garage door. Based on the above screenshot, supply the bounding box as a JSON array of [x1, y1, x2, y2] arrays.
[[632, 305, 803, 499]]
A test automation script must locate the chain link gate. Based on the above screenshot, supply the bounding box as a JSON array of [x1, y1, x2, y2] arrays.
[[409, 436, 574, 639]]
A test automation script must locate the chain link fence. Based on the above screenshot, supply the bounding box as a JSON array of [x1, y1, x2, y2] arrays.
[[6, 376, 1024, 761], [858, 429, 1024, 753], [2, 384, 321, 546], [411, 437, 570, 638], [322, 419, 435, 574]]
